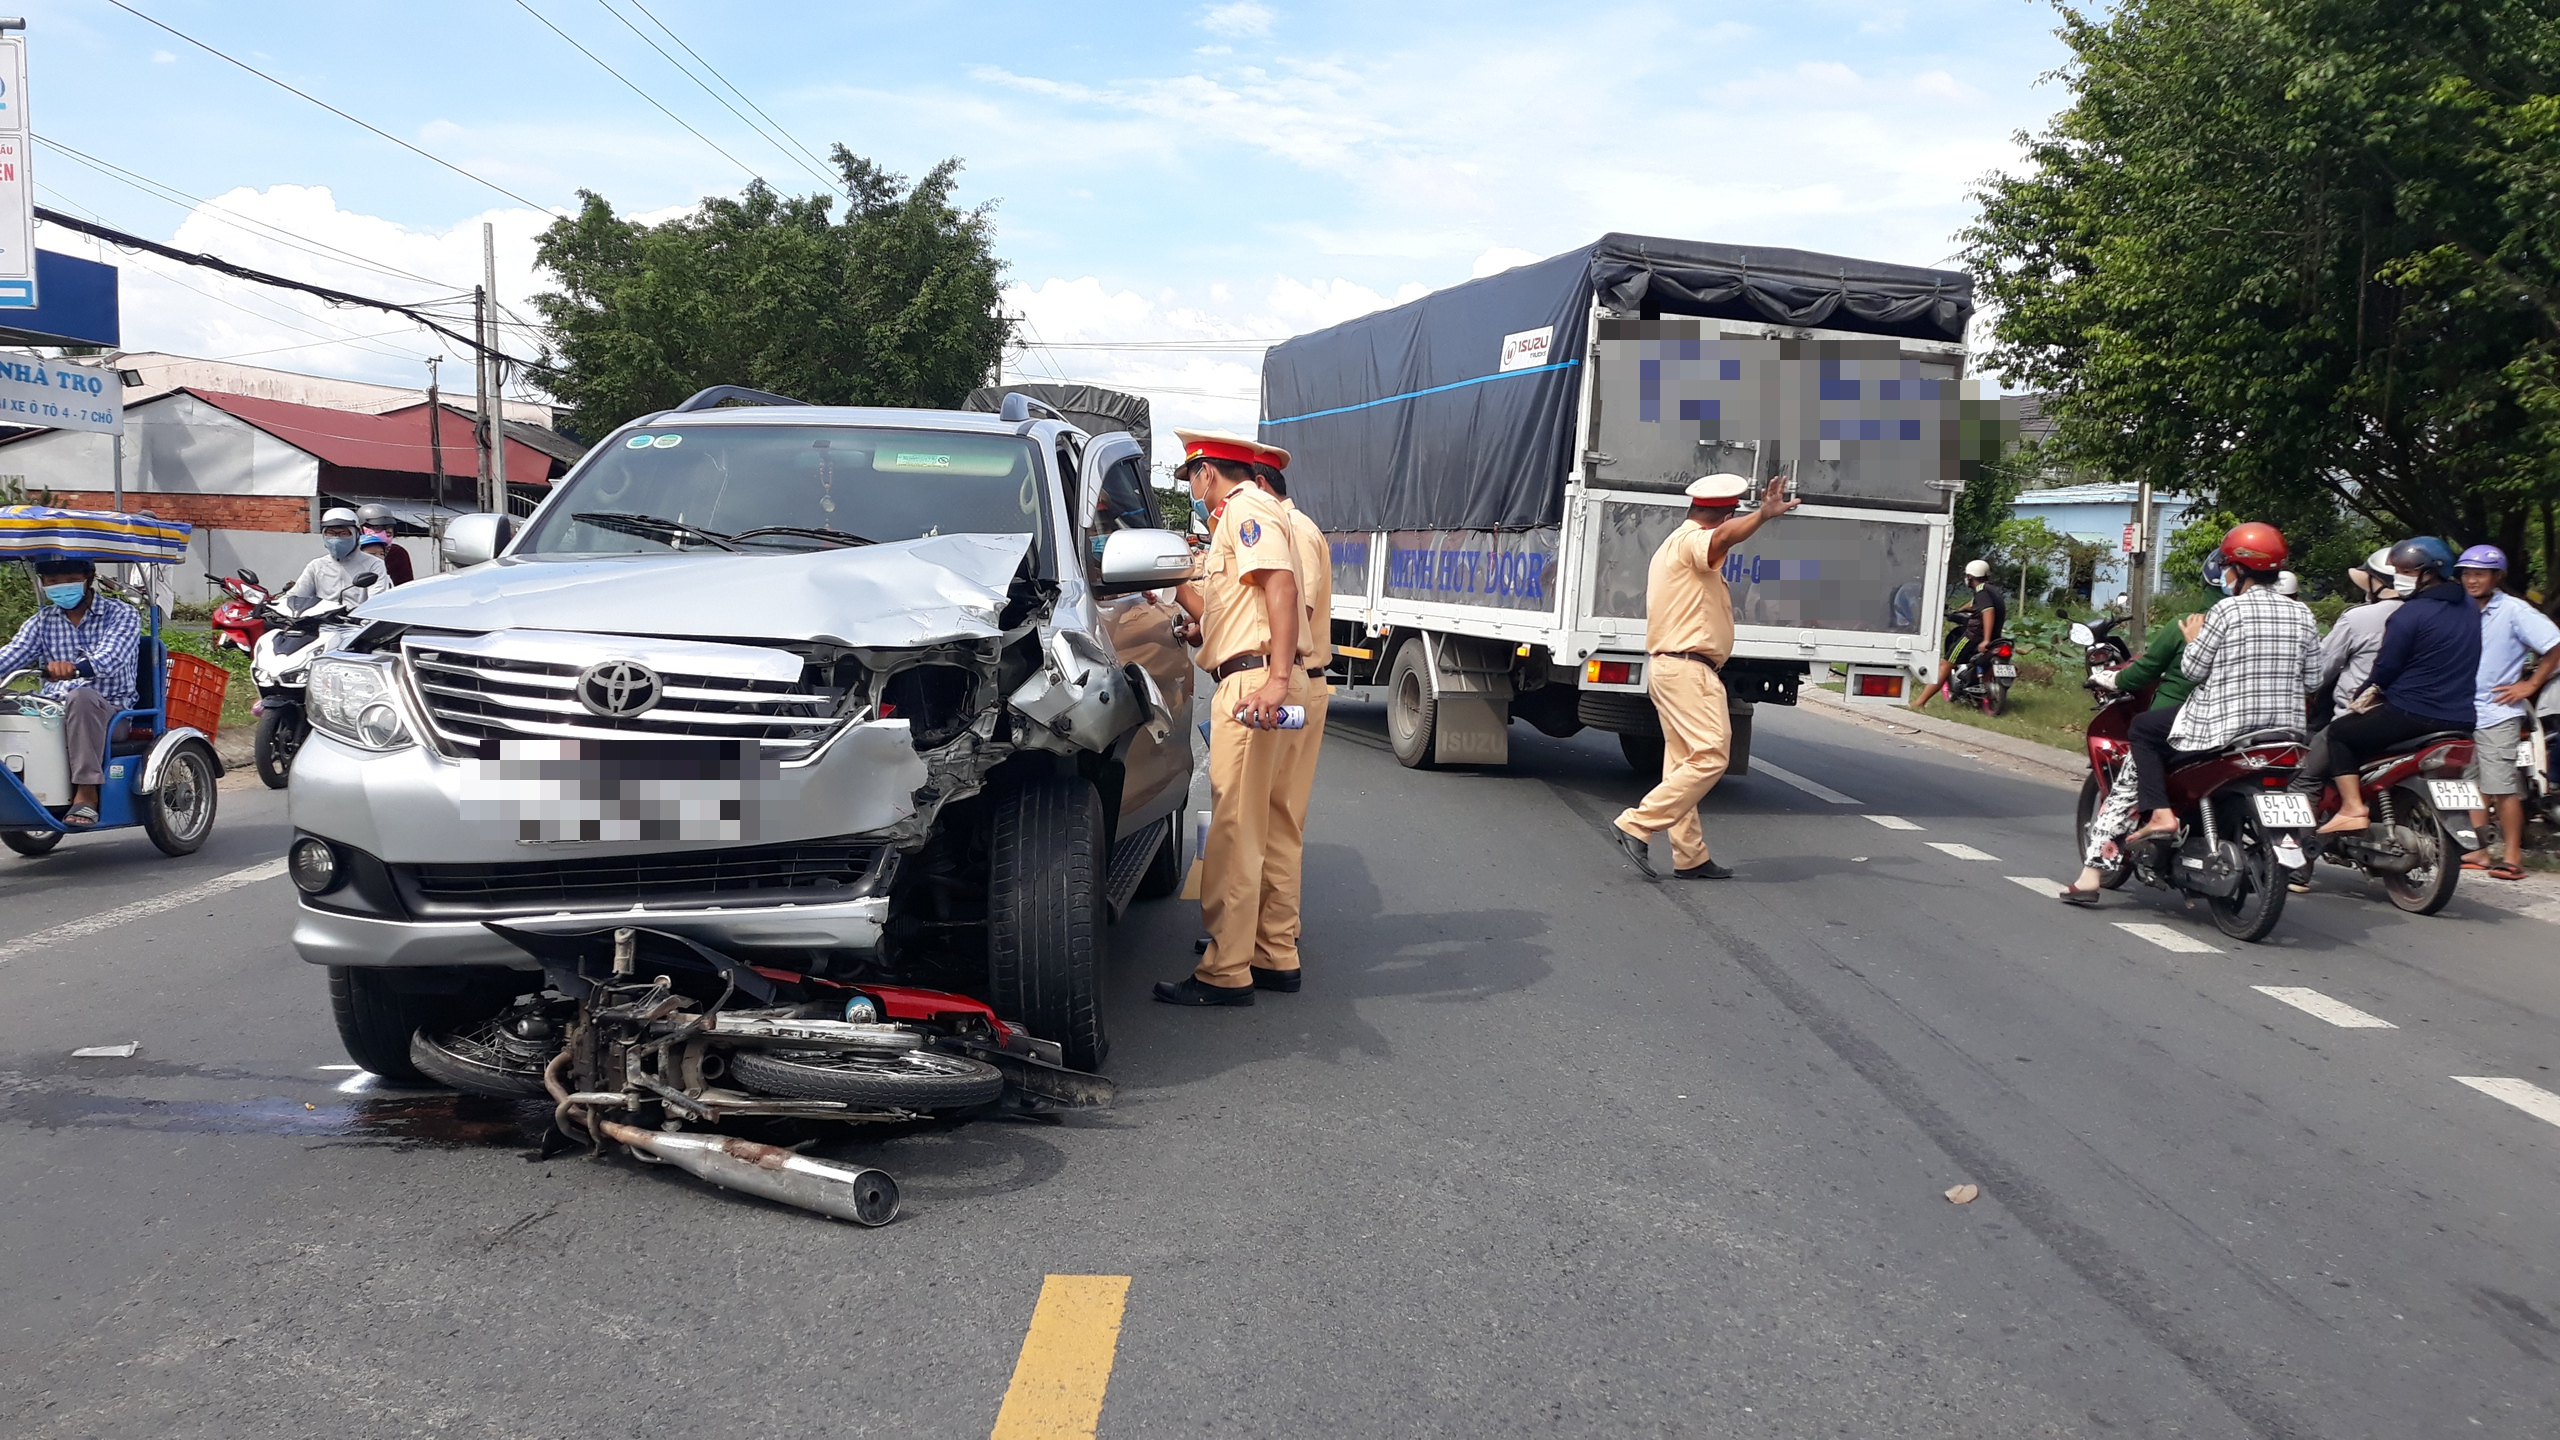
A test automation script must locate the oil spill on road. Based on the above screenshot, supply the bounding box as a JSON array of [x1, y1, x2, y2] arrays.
[[2, 1077, 550, 1150]]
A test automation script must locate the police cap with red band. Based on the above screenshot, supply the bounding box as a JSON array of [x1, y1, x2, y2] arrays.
[[1174, 429, 1262, 470]]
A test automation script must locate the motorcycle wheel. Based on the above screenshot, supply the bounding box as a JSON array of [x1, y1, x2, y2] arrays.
[[410, 1016, 558, 1099], [1980, 683, 2009, 717], [2074, 774, 2130, 889], [2204, 806, 2288, 942], [726, 1047, 1006, 1110], [2, 829, 62, 857], [253, 709, 300, 790], [2381, 787, 2463, 916]]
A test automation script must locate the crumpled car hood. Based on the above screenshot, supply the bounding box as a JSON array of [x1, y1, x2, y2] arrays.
[[355, 532, 1033, 647]]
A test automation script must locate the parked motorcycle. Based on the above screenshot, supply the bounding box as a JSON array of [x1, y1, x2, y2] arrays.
[[1935, 609, 2016, 715], [2075, 654, 2303, 941], [249, 579, 379, 788], [399, 923, 1113, 1225], [2517, 695, 2560, 846], [2285, 729, 2480, 914], [206, 569, 271, 655]]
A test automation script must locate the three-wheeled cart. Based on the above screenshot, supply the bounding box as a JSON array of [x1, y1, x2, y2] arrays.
[[0, 505, 224, 858]]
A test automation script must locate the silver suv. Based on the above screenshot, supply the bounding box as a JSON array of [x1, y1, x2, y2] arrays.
[[287, 389, 1197, 1074]]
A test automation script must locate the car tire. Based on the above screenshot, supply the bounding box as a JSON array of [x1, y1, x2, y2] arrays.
[[1619, 731, 1666, 780], [328, 967, 443, 1083], [142, 740, 220, 857], [988, 775, 1109, 1071], [1, 830, 61, 857], [1130, 820, 1184, 901], [1385, 638, 1438, 769], [253, 709, 299, 790]]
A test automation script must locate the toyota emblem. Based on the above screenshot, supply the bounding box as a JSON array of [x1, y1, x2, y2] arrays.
[[577, 660, 664, 718]]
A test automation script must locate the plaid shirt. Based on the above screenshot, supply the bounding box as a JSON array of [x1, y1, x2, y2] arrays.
[[0, 595, 143, 711], [2170, 586, 2320, 749]]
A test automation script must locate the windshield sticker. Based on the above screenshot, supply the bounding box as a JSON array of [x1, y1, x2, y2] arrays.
[[651, 434, 683, 449], [624, 434, 655, 449], [896, 452, 951, 468]]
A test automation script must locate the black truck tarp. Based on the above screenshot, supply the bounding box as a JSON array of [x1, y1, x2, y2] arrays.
[[963, 383, 1151, 462], [1260, 234, 1973, 533]]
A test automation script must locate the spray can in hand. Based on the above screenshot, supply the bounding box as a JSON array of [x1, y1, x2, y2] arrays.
[[1234, 704, 1307, 730]]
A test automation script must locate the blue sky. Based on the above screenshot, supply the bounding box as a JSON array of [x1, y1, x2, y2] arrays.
[[29, 0, 2070, 454]]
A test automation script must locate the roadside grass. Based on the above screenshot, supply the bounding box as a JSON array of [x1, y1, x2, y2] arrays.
[[1908, 676, 2096, 754]]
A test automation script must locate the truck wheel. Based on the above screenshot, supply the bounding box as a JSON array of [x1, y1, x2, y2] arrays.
[[328, 967, 447, 1083], [1130, 821, 1183, 901], [253, 710, 299, 789], [142, 741, 220, 857], [1385, 639, 1439, 769], [2, 830, 61, 857], [1619, 732, 1665, 780], [988, 775, 1108, 1071]]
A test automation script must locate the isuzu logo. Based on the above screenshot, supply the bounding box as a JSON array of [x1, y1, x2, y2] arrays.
[[577, 660, 663, 718]]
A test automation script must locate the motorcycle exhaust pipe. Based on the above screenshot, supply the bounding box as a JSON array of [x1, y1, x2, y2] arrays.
[[598, 1120, 899, 1226]]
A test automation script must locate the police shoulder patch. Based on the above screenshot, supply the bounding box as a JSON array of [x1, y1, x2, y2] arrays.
[[1238, 517, 1263, 546]]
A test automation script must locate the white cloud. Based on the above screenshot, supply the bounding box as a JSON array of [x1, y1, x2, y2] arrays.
[[1471, 247, 1540, 278], [1199, 2, 1274, 38], [150, 49, 176, 64]]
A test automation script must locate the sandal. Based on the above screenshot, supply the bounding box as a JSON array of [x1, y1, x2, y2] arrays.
[[2486, 862, 2526, 882], [64, 805, 98, 829]]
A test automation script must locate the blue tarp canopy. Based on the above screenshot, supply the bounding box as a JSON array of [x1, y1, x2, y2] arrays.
[[0, 505, 191, 563]]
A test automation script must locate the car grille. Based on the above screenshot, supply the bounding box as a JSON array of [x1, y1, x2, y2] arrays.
[[405, 641, 845, 759], [394, 839, 888, 918]]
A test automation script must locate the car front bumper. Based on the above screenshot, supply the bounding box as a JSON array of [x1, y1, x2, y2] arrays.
[[294, 892, 896, 969]]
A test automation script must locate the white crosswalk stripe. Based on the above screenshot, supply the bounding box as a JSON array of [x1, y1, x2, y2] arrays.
[[2006, 875, 2064, 896], [2251, 986, 2396, 1028], [2453, 1077, 2560, 1129], [1863, 814, 1923, 830], [1753, 761, 1860, 805], [1927, 842, 2000, 861], [2113, 922, 2221, 954]]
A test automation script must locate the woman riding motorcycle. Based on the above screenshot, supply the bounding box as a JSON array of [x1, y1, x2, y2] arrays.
[[2301, 536, 2482, 834]]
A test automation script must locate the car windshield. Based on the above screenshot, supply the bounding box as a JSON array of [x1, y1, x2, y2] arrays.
[[518, 425, 1050, 559]]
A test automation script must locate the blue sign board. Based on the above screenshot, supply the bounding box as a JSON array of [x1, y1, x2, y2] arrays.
[[0, 249, 118, 346]]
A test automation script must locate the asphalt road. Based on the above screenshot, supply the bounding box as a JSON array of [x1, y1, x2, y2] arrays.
[[7, 704, 2560, 1438]]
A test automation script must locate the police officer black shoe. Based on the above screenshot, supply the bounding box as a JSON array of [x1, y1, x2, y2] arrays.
[[1610, 825, 1657, 879], [1251, 966, 1302, 993], [1674, 859, 1733, 880], [1152, 977, 1255, 1007]]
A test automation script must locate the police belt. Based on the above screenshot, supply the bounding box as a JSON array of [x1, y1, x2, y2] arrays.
[[1651, 650, 1724, 671], [1208, 653, 1268, 682]]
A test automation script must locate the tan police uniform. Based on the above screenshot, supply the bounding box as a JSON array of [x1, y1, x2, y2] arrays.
[[1612, 517, 1734, 872], [1256, 492, 1333, 974], [1195, 483, 1302, 989]]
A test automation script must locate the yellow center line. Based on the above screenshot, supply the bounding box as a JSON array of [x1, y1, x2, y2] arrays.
[[990, 1274, 1132, 1439]]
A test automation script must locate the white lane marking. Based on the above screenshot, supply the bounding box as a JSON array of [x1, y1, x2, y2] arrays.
[[0, 857, 288, 967], [2007, 875, 2065, 895], [2454, 1077, 2560, 1129], [1928, 842, 2000, 861], [2114, 922, 2221, 954], [71, 1042, 140, 1058], [1753, 760, 1859, 806], [2251, 986, 2396, 1028], [1863, 814, 1923, 830]]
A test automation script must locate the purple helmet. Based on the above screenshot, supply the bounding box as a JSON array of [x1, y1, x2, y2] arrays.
[[2456, 544, 2508, 572]]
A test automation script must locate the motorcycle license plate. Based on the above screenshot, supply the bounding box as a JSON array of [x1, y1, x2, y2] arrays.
[[2254, 793, 2317, 829], [2426, 779, 2483, 810], [1991, 664, 2017, 678]]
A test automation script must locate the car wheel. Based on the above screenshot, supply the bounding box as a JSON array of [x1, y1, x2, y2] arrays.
[[1385, 638, 1438, 769], [1619, 731, 1665, 780], [987, 775, 1108, 1071], [2, 830, 61, 857], [329, 967, 443, 1082], [142, 741, 219, 857]]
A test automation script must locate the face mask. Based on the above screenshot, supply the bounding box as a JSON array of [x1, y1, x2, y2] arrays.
[[325, 533, 358, 561], [1190, 497, 1211, 528], [42, 582, 85, 609]]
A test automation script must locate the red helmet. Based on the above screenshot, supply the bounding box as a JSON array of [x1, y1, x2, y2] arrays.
[[2217, 521, 2288, 572]]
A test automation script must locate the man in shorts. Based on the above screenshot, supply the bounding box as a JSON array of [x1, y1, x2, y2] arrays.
[[2456, 545, 2560, 881]]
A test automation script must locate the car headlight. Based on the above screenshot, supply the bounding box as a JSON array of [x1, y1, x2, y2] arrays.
[[307, 655, 415, 752]]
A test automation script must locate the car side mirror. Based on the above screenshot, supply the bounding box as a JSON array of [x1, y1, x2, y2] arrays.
[[2069, 622, 2095, 647], [441, 512, 514, 568], [1096, 528, 1195, 597]]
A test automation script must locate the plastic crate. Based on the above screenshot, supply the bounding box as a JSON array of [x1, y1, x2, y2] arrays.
[[165, 652, 230, 738]]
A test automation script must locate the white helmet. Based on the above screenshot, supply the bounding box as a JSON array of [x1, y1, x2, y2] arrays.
[[2275, 570, 2299, 596], [319, 506, 361, 530], [2352, 546, 2409, 597], [1963, 559, 1991, 580]]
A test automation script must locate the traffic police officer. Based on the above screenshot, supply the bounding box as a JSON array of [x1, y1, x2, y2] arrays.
[[1246, 440, 1329, 992], [1609, 472, 1797, 878], [1157, 430, 1303, 1006]]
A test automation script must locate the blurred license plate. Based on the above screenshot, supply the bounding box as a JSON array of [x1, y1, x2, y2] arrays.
[[2254, 793, 2316, 828], [1991, 664, 2017, 678], [2427, 779, 2483, 810]]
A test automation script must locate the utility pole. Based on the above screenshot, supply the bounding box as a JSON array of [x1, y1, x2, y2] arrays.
[[483, 222, 508, 515], [2128, 474, 2154, 636], [472, 283, 492, 512], [425, 355, 445, 512]]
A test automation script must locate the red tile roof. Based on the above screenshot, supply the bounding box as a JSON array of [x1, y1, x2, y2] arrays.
[[185, 388, 556, 482]]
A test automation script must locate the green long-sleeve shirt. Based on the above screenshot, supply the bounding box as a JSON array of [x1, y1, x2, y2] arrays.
[[2115, 619, 2194, 710]]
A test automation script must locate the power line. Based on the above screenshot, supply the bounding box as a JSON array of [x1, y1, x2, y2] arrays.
[[34, 206, 540, 367], [512, 0, 765, 185], [625, 0, 838, 179], [588, 0, 840, 194], [34, 134, 463, 292], [1023, 339, 1284, 352], [99, 0, 549, 211]]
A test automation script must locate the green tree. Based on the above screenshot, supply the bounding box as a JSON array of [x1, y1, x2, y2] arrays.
[[1963, 0, 2560, 597], [531, 148, 1009, 439]]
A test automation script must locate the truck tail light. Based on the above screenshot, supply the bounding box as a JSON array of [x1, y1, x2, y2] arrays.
[[1854, 673, 1904, 698], [1585, 659, 1635, 685]]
